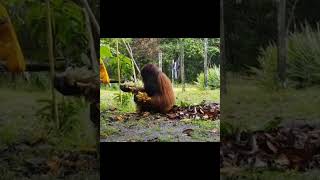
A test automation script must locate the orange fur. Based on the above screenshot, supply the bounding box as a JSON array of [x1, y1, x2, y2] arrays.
[[135, 64, 175, 113]]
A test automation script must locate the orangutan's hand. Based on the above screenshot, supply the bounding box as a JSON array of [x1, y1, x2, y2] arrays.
[[135, 92, 151, 103]]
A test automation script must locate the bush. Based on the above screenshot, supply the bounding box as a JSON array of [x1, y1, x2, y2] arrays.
[[113, 92, 133, 106], [251, 23, 320, 89], [196, 66, 220, 90]]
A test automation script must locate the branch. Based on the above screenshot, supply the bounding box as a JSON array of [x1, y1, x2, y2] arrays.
[[83, 7, 98, 73], [287, 0, 299, 33], [80, 0, 100, 36], [122, 39, 141, 75]]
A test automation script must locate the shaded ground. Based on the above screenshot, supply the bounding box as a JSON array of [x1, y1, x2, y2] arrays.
[[100, 110, 220, 142], [223, 75, 320, 131], [0, 142, 98, 180], [0, 88, 99, 179], [221, 122, 320, 171], [221, 75, 320, 179]]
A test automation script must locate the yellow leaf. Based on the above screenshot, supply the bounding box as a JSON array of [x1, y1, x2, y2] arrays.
[[0, 3, 25, 72]]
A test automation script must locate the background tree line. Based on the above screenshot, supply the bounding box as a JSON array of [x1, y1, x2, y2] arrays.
[[101, 38, 220, 84]]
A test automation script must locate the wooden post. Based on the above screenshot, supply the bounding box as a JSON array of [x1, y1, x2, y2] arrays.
[[158, 51, 163, 72], [204, 38, 208, 88], [46, 0, 59, 129]]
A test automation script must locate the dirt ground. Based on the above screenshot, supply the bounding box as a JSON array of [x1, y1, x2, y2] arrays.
[[0, 89, 99, 179], [100, 110, 220, 142]]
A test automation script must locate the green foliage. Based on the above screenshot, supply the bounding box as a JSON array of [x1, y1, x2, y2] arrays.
[[251, 23, 320, 89], [35, 98, 85, 136], [220, 121, 236, 138], [196, 66, 220, 90], [263, 118, 282, 131], [113, 92, 133, 106], [100, 38, 134, 80], [27, 73, 49, 90], [250, 44, 280, 90], [106, 55, 133, 80], [100, 45, 112, 59], [178, 100, 192, 107], [160, 38, 220, 82], [5, 0, 88, 65], [0, 123, 19, 146], [100, 38, 220, 83]]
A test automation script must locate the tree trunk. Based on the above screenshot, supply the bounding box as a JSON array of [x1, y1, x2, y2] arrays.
[[204, 38, 208, 88], [158, 51, 163, 72], [116, 40, 122, 104], [122, 39, 138, 83], [83, 7, 98, 73], [180, 39, 185, 92], [278, 0, 287, 88], [80, 0, 100, 36], [220, 0, 227, 94], [171, 59, 175, 87], [46, 0, 59, 129]]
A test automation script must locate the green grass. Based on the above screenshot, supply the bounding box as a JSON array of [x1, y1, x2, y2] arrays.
[[0, 86, 98, 178], [0, 88, 96, 151], [100, 84, 220, 113], [100, 84, 220, 142], [100, 126, 120, 137], [223, 74, 320, 131]]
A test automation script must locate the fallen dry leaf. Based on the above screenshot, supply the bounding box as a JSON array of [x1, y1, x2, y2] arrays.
[[47, 157, 61, 176], [182, 129, 194, 136], [142, 112, 150, 117], [266, 141, 278, 153]]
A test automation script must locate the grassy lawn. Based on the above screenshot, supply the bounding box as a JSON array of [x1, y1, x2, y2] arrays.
[[0, 87, 98, 179], [223, 74, 320, 131], [100, 84, 220, 142], [0, 88, 95, 150]]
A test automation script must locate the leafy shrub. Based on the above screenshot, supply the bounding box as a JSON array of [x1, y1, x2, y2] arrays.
[[251, 23, 320, 89], [36, 98, 85, 136], [250, 44, 281, 90], [196, 66, 220, 90], [113, 92, 133, 106]]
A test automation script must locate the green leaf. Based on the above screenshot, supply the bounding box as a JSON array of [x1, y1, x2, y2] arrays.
[[100, 45, 113, 59]]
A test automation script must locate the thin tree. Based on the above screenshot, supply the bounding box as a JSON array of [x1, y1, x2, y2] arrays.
[[80, 0, 100, 36], [116, 39, 122, 104], [83, 8, 98, 73], [122, 39, 138, 83], [171, 59, 175, 88], [46, 0, 59, 129], [220, 0, 227, 94], [204, 38, 208, 88], [277, 0, 287, 88], [179, 39, 185, 92], [158, 51, 163, 72]]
